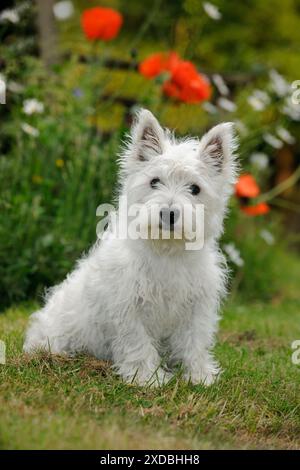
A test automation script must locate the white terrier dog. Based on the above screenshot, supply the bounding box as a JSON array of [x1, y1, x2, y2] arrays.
[[24, 109, 238, 386]]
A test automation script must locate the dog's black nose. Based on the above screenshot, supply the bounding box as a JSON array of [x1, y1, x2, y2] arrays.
[[159, 207, 180, 229]]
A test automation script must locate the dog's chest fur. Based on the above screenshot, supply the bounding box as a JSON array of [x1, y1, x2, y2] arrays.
[[134, 253, 200, 339]]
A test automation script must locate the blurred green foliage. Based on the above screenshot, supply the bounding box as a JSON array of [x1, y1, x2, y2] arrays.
[[183, 0, 300, 75]]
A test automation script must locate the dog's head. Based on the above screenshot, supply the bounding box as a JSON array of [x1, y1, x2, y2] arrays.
[[119, 109, 238, 248]]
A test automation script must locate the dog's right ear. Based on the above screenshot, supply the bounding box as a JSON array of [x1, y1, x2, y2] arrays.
[[130, 109, 165, 161]]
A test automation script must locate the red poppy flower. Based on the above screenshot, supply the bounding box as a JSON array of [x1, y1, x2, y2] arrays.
[[139, 52, 180, 78], [164, 61, 211, 103], [139, 52, 211, 103], [81, 7, 123, 41], [235, 174, 260, 198], [171, 60, 199, 87], [241, 202, 270, 216], [162, 81, 181, 99], [235, 174, 270, 216]]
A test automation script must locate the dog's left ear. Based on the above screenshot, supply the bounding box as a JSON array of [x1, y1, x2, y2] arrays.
[[199, 122, 237, 179], [131, 109, 165, 161]]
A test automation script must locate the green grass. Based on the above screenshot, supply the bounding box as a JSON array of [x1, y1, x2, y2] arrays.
[[0, 253, 300, 450]]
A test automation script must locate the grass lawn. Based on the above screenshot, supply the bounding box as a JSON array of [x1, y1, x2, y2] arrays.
[[0, 252, 300, 450]]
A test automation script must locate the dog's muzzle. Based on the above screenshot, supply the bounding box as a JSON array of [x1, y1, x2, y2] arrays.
[[159, 207, 180, 231]]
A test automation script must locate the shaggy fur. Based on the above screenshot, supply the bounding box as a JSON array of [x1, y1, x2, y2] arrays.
[[24, 109, 238, 386]]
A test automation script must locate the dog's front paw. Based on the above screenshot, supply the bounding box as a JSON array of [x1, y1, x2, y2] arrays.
[[126, 367, 173, 388], [184, 362, 221, 386]]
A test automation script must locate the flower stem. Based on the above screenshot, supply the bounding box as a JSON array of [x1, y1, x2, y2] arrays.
[[256, 165, 300, 203], [270, 198, 300, 213]]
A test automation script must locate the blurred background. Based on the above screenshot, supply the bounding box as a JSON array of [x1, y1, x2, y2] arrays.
[[0, 0, 300, 309]]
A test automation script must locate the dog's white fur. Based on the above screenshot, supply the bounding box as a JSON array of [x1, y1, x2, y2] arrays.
[[23, 109, 238, 386]]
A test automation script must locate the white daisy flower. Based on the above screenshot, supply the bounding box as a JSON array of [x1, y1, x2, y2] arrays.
[[235, 120, 248, 136], [212, 74, 229, 96], [202, 102, 218, 114], [269, 69, 290, 97], [276, 127, 296, 145], [260, 230, 275, 245], [281, 98, 300, 121], [8, 81, 24, 93], [217, 97, 237, 112], [16, 2, 31, 14], [223, 243, 244, 267], [203, 2, 222, 20], [0, 8, 20, 24], [250, 152, 269, 170], [248, 90, 270, 111], [53, 1, 74, 21], [21, 123, 39, 137], [23, 99, 44, 115], [263, 133, 283, 149]]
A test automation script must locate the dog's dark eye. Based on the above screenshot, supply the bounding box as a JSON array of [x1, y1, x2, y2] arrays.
[[150, 178, 160, 188], [190, 184, 201, 196]]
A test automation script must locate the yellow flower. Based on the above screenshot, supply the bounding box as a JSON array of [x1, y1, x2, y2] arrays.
[[56, 159, 64, 168], [32, 175, 43, 184]]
